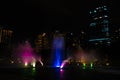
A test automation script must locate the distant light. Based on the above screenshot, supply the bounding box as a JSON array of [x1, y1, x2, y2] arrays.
[[90, 11, 92, 14], [104, 15, 108, 17], [103, 20, 109, 23], [99, 16, 102, 19], [11, 61, 14, 64], [90, 63, 93, 68], [71, 33, 73, 35], [81, 31, 84, 34], [42, 33, 46, 36], [83, 67, 86, 69], [104, 6, 106, 7], [83, 63, 86, 67], [32, 62, 36, 67], [94, 17, 98, 20], [94, 10, 96, 13], [95, 43, 98, 45], [89, 38, 111, 42], [104, 8, 107, 10], [107, 41, 111, 44], [90, 22, 96, 26], [106, 63, 109, 66], [82, 63, 86, 69], [32, 67, 35, 71], [25, 62, 28, 67], [72, 43, 76, 46]]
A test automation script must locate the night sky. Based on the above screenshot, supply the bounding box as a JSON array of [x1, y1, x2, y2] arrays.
[[0, 0, 119, 40]]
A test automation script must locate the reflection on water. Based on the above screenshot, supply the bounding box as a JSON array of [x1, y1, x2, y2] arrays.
[[0, 68, 120, 80]]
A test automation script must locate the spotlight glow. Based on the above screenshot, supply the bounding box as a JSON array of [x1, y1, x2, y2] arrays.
[[90, 63, 93, 67], [83, 63, 86, 69], [32, 62, 36, 67], [25, 62, 28, 67], [83, 63, 86, 67]]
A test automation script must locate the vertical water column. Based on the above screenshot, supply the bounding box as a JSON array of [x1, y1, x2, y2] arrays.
[[52, 34, 64, 67]]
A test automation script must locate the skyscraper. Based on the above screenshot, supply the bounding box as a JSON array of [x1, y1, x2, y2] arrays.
[[88, 5, 111, 47], [0, 26, 13, 58], [0, 27, 13, 48], [35, 33, 49, 53]]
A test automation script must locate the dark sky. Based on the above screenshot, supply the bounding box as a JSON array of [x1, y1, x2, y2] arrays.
[[0, 0, 119, 40]]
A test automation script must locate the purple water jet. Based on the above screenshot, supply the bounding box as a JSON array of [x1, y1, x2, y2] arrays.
[[14, 41, 43, 67]]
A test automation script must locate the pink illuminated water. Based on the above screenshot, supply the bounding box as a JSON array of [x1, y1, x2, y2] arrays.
[[14, 41, 43, 66]]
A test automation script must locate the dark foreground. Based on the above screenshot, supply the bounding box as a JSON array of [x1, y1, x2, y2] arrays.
[[0, 67, 120, 80]]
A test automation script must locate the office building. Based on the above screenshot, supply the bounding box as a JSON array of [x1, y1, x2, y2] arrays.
[[88, 5, 111, 47]]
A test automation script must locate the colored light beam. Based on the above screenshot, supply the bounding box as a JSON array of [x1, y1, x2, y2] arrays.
[[52, 35, 64, 67], [60, 58, 69, 68]]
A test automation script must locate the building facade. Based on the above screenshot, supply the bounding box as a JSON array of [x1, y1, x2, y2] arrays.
[[35, 33, 49, 53], [0, 27, 13, 58], [88, 5, 111, 47]]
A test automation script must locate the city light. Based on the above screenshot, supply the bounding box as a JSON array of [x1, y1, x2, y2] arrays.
[[32, 62, 36, 67], [89, 38, 110, 42], [90, 63, 93, 69], [82, 63, 86, 69], [106, 63, 109, 66], [83, 63, 86, 67], [25, 62, 28, 67]]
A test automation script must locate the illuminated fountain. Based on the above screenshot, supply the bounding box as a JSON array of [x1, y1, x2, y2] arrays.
[[14, 41, 43, 67], [60, 48, 96, 69], [52, 32, 65, 67]]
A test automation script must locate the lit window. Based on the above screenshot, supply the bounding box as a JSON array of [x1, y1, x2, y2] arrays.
[[107, 42, 111, 44], [94, 10, 96, 13], [81, 31, 84, 34], [115, 30, 118, 32], [103, 20, 109, 23], [99, 16, 102, 18], [104, 15, 108, 17], [71, 33, 73, 35], [94, 17, 98, 20], [90, 11, 92, 14], [95, 43, 98, 45], [90, 23, 96, 26], [119, 28, 120, 31], [42, 33, 46, 36], [104, 6, 106, 7], [104, 8, 107, 10], [72, 43, 76, 46]]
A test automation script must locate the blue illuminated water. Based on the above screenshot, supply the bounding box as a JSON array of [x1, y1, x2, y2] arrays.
[[52, 35, 64, 67]]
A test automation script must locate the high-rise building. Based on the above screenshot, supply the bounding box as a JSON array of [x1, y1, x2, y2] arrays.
[[0, 27, 13, 48], [110, 25, 120, 43], [35, 33, 49, 53], [88, 5, 111, 47], [0, 26, 13, 58]]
